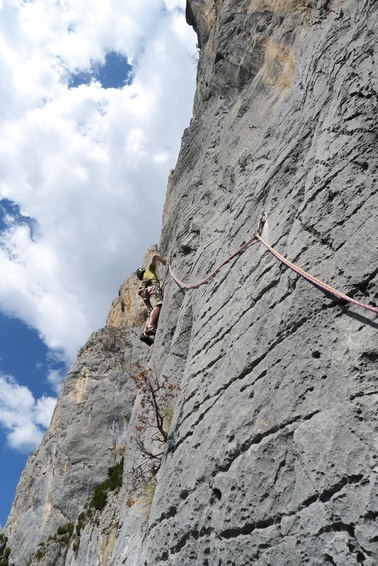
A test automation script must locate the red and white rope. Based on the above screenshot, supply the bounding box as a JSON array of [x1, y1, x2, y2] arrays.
[[256, 234, 378, 315], [167, 231, 378, 316], [168, 236, 257, 289]]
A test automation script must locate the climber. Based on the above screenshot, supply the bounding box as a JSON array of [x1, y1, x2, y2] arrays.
[[136, 253, 167, 346]]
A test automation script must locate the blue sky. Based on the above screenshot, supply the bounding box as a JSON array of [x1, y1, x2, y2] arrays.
[[0, 0, 196, 526], [68, 51, 134, 89], [0, 315, 65, 526]]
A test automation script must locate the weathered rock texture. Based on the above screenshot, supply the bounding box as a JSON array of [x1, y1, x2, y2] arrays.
[[4, 0, 378, 564], [5, 327, 135, 565]]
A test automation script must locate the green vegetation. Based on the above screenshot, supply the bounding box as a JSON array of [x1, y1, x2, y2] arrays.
[[0, 534, 12, 566], [72, 458, 124, 555], [0, 547, 11, 566], [27, 521, 74, 563], [75, 511, 88, 537], [26, 458, 124, 562], [89, 458, 124, 511], [57, 523, 74, 536], [90, 484, 108, 512]]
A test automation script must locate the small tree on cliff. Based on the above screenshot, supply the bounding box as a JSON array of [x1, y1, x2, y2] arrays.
[[128, 362, 180, 500]]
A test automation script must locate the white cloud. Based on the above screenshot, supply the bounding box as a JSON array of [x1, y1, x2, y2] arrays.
[[0, 374, 56, 452], [47, 369, 66, 394], [0, 0, 197, 362]]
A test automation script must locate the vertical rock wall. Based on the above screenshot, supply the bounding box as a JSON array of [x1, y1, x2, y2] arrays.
[[4, 0, 378, 565], [131, 0, 378, 564], [4, 327, 136, 566], [3, 247, 164, 566]]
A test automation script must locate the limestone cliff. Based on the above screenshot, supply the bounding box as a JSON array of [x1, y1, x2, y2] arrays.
[[3, 0, 378, 565]]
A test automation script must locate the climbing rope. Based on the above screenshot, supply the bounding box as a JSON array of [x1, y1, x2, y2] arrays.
[[168, 212, 378, 316], [168, 235, 258, 289], [256, 234, 378, 315]]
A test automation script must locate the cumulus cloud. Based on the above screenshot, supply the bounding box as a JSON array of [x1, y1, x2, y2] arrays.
[[47, 368, 66, 393], [0, 374, 56, 452], [0, 0, 197, 362]]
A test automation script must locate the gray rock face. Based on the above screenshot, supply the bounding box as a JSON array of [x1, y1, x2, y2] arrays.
[[137, 0, 378, 564], [5, 327, 137, 566], [5, 0, 378, 564]]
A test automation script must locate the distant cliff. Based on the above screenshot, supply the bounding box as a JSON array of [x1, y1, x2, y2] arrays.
[[3, 0, 378, 564]]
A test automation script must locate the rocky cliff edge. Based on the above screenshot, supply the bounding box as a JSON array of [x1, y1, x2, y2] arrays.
[[3, 0, 378, 564]]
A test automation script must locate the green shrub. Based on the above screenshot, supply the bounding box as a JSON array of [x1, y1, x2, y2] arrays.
[[89, 485, 108, 511], [76, 512, 87, 537], [25, 460, 125, 563], [89, 458, 124, 511], [72, 540, 80, 553], [0, 533, 9, 566], [34, 549, 45, 560], [107, 459, 124, 491], [57, 523, 74, 537]]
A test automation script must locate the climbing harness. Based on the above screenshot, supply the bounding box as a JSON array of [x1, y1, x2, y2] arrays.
[[167, 212, 378, 316]]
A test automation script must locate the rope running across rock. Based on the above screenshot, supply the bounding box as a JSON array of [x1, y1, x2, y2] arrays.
[[256, 234, 378, 315], [167, 215, 378, 316], [168, 235, 258, 289]]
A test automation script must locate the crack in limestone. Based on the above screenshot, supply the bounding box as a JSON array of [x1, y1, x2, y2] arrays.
[[350, 390, 378, 401], [168, 526, 213, 556], [255, 128, 315, 203], [153, 473, 368, 561], [213, 409, 321, 476], [332, 200, 378, 254], [218, 474, 365, 540], [194, 252, 275, 332], [172, 350, 269, 447], [176, 309, 315, 444], [191, 275, 281, 362], [319, 520, 375, 562]]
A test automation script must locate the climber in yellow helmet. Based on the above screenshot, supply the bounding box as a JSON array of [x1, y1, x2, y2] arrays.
[[136, 253, 167, 346]]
